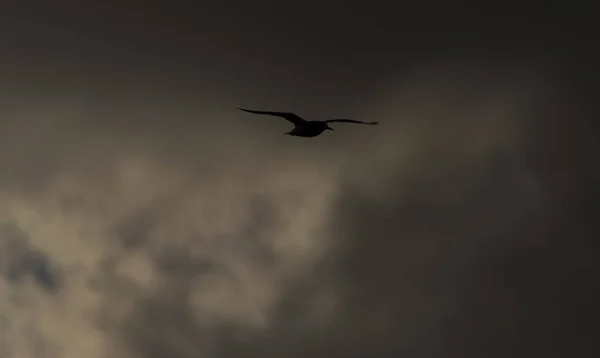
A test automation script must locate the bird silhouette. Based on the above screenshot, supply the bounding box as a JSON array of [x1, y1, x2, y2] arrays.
[[237, 108, 379, 137]]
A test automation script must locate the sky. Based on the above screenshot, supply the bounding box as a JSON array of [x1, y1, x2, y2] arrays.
[[1, 3, 599, 358]]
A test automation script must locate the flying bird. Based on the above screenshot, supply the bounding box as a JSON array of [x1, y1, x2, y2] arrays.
[[237, 108, 378, 137]]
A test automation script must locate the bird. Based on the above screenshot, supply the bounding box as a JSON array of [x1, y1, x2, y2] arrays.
[[237, 108, 378, 137]]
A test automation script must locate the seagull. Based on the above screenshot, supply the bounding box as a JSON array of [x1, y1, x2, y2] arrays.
[[237, 108, 379, 137]]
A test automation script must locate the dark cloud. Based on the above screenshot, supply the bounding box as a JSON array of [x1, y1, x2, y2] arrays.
[[113, 208, 161, 251], [1, 3, 598, 358], [0, 222, 61, 292], [105, 73, 598, 358], [104, 83, 563, 358]]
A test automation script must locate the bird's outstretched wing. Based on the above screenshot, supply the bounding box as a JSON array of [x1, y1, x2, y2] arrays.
[[325, 119, 379, 125], [237, 108, 306, 126]]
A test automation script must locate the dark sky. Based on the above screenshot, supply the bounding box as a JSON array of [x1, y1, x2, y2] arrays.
[[1, 3, 598, 358]]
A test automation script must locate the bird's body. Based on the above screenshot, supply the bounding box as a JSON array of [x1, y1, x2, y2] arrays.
[[237, 108, 378, 137], [287, 121, 332, 137]]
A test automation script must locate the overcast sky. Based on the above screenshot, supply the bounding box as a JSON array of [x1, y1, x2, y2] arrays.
[[1, 3, 598, 358]]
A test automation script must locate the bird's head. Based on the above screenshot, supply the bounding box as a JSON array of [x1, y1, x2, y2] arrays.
[[325, 124, 334, 131]]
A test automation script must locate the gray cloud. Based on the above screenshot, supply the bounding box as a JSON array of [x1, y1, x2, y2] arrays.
[[0, 222, 61, 291], [1, 39, 597, 358]]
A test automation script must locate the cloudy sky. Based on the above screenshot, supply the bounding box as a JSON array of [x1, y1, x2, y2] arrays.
[[1, 3, 598, 358]]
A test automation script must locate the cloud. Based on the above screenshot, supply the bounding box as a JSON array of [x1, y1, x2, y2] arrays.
[[1, 59, 598, 358], [1, 222, 61, 291]]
